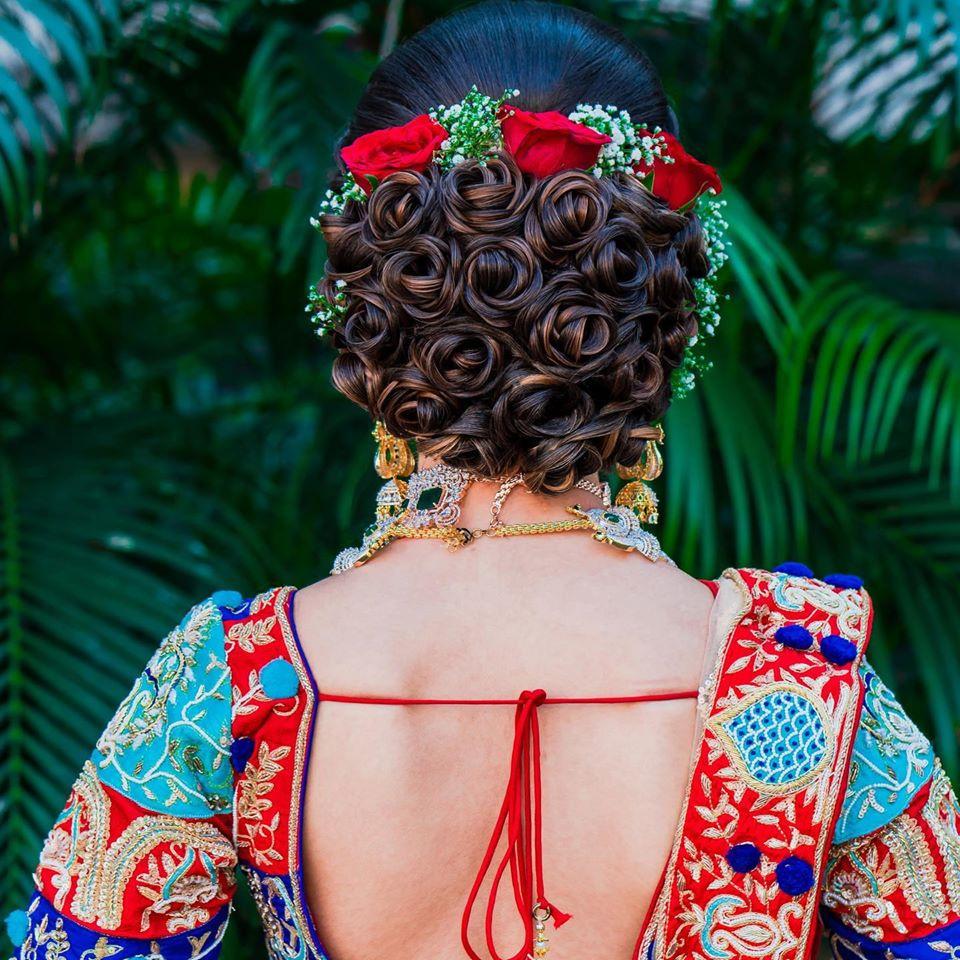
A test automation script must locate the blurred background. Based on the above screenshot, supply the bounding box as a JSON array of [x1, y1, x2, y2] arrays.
[[1, 0, 959, 953]]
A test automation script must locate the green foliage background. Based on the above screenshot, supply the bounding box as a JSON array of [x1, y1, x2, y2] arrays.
[[1, 0, 959, 953]]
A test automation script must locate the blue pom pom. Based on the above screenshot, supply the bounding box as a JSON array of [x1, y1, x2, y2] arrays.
[[776, 856, 815, 896], [211, 589, 244, 608], [259, 658, 300, 700], [774, 562, 815, 578], [5, 909, 29, 947], [726, 843, 762, 873], [775, 625, 814, 651], [230, 736, 255, 773], [821, 634, 858, 666], [823, 573, 864, 591]]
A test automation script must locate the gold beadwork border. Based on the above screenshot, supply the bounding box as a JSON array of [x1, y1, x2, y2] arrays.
[[273, 586, 325, 960]]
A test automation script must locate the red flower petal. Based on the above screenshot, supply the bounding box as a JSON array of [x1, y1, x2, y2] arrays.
[[501, 105, 611, 178], [341, 115, 448, 195], [635, 131, 722, 210]]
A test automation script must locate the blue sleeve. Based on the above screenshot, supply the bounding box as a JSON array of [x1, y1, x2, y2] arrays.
[[821, 661, 960, 958], [4, 594, 242, 959]]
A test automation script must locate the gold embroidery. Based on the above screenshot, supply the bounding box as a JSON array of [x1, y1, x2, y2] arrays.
[[275, 585, 325, 959], [642, 569, 870, 960], [225, 616, 279, 655], [242, 865, 306, 960], [35, 760, 234, 933], [136, 847, 234, 933], [24, 911, 71, 959], [37, 762, 111, 912], [235, 741, 291, 867], [884, 812, 949, 926], [80, 937, 123, 959], [823, 836, 910, 938], [924, 760, 960, 911]]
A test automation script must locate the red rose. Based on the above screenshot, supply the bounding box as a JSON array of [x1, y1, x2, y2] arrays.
[[635, 131, 722, 210], [500, 105, 611, 178], [341, 115, 449, 195]]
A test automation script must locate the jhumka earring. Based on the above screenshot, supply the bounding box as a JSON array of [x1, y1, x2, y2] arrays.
[[372, 421, 415, 481], [614, 425, 664, 525]]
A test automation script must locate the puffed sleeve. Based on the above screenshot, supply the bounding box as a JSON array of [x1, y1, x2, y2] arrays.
[[4, 593, 243, 960], [821, 660, 960, 957]]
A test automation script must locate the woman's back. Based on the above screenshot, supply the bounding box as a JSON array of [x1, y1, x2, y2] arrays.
[[295, 483, 716, 958]]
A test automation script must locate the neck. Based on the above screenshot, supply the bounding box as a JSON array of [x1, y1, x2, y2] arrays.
[[415, 457, 605, 531]]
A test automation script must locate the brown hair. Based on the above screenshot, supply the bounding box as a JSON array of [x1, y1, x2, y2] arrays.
[[319, 154, 709, 492]]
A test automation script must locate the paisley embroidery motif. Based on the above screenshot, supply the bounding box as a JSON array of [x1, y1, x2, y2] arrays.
[[924, 761, 960, 909], [824, 769, 960, 946], [696, 894, 803, 960], [710, 682, 832, 794], [884, 813, 950, 926], [35, 761, 236, 934]]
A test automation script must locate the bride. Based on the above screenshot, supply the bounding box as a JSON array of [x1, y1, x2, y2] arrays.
[[7, 3, 959, 959]]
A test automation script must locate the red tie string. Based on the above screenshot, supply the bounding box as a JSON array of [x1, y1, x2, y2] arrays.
[[459, 688, 570, 960], [317, 686, 700, 960]]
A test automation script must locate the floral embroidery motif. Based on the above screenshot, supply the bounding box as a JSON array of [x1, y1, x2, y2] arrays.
[[14, 893, 230, 960], [235, 742, 292, 868], [823, 837, 910, 938], [94, 600, 233, 817], [835, 665, 933, 843]]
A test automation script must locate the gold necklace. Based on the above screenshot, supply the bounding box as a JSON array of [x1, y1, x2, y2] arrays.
[[330, 470, 669, 574]]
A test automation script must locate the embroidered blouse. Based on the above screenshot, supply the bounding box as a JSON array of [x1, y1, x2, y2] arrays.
[[5, 567, 960, 960]]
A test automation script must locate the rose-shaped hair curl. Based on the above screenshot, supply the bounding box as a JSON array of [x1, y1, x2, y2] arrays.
[[412, 322, 508, 399], [462, 236, 543, 326], [439, 156, 532, 236]]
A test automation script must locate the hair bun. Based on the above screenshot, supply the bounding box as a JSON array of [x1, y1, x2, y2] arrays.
[[322, 156, 707, 493]]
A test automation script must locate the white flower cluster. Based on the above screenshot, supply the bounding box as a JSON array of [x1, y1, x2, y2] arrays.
[[305, 277, 348, 336], [429, 86, 516, 169], [567, 103, 671, 178], [311, 173, 365, 224], [674, 194, 730, 398]]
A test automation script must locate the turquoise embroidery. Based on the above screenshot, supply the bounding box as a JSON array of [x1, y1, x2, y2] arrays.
[[835, 661, 934, 843], [720, 688, 828, 788], [92, 598, 234, 817]]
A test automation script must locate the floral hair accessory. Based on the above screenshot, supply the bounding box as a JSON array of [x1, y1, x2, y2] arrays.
[[341, 114, 449, 195], [499, 106, 612, 178], [308, 86, 727, 397]]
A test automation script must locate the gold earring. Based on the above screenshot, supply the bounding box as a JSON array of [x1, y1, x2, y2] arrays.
[[615, 481, 659, 525], [372, 421, 415, 480], [616, 425, 664, 482]]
